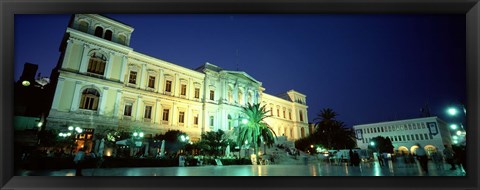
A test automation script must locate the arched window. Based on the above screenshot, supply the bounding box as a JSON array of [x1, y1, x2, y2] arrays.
[[118, 34, 127, 45], [94, 26, 103, 38], [104, 30, 113, 41], [80, 88, 100, 110], [78, 21, 89, 33], [87, 52, 107, 75]]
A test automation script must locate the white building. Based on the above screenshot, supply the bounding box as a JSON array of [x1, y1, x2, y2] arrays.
[[353, 117, 453, 155], [45, 14, 309, 150]]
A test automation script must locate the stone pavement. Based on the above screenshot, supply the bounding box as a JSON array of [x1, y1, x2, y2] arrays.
[[17, 161, 466, 176]]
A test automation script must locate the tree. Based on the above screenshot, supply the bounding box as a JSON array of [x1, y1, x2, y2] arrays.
[[153, 130, 188, 156], [310, 108, 356, 150], [236, 103, 277, 163], [197, 129, 231, 157], [368, 136, 394, 153]]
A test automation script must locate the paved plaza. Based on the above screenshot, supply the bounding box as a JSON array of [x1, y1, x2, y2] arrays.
[[17, 161, 466, 176]]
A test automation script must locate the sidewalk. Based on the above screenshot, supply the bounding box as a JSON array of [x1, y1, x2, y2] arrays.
[[17, 161, 466, 176]]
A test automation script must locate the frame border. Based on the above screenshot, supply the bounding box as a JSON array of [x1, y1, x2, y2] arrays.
[[1, 0, 479, 190]]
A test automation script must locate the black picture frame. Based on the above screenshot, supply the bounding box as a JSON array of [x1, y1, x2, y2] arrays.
[[1, 0, 478, 190]]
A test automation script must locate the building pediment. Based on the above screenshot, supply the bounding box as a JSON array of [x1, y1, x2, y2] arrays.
[[223, 71, 262, 86]]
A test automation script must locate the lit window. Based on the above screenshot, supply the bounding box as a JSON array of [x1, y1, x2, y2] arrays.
[[123, 103, 132, 116], [165, 80, 172, 92], [210, 90, 214, 101], [181, 84, 187, 96], [148, 76, 155, 88], [79, 88, 100, 110], [193, 115, 198, 125], [179, 112, 185, 123], [128, 71, 137, 84], [144, 106, 152, 119], [163, 109, 169, 121], [194, 88, 200, 99], [87, 52, 106, 75]]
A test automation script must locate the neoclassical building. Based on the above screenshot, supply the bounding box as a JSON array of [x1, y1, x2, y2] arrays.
[[353, 116, 453, 155], [46, 14, 309, 147]]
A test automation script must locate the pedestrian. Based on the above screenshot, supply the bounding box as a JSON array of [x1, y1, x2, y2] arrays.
[[431, 151, 443, 170], [349, 149, 354, 166], [377, 154, 384, 167], [443, 145, 456, 170], [73, 148, 86, 176], [414, 143, 429, 174], [352, 151, 360, 166]]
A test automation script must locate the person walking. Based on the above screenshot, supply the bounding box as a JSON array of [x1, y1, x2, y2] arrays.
[[73, 148, 86, 176], [443, 145, 456, 170], [414, 143, 429, 174]]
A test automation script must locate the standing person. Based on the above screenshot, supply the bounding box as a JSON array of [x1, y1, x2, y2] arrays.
[[414, 143, 429, 174], [443, 145, 456, 170], [352, 151, 360, 167], [431, 151, 443, 170], [73, 148, 86, 176], [377, 153, 384, 167], [349, 149, 354, 166]]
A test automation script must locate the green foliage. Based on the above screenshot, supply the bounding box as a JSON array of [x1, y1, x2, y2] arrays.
[[152, 130, 188, 155], [196, 129, 230, 157], [296, 108, 356, 151], [236, 103, 277, 163]]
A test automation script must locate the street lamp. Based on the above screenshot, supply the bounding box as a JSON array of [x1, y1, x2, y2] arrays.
[[450, 124, 458, 130], [370, 141, 375, 146], [447, 107, 459, 116]]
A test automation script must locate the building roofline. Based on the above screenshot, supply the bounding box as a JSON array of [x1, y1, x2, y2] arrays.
[[353, 116, 446, 128]]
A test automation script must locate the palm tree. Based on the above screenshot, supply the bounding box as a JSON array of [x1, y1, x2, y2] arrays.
[[313, 108, 356, 150], [236, 103, 277, 164]]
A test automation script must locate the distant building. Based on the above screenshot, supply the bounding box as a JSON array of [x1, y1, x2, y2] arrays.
[[45, 14, 310, 152], [353, 116, 453, 155]]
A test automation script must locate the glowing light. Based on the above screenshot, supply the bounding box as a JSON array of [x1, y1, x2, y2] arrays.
[[456, 131, 462, 136], [447, 107, 458, 116], [77, 129, 83, 133], [180, 135, 186, 142], [37, 122, 43, 127], [22, 80, 30, 86], [139, 132, 144, 137], [310, 145, 314, 148], [450, 124, 458, 130], [75, 127, 80, 131], [452, 136, 458, 140], [453, 140, 459, 144], [133, 132, 138, 136], [242, 119, 248, 124], [370, 141, 375, 146], [68, 126, 74, 130]]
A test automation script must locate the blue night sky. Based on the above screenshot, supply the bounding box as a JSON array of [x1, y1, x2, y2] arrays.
[[14, 14, 466, 128]]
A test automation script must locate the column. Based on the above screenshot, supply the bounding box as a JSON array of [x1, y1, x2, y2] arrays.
[[140, 63, 147, 89], [119, 55, 127, 82], [61, 39, 74, 70], [158, 69, 164, 93], [105, 52, 114, 79], [51, 78, 65, 110], [135, 96, 143, 121], [174, 74, 179, 96], [70, 81, 83, 112], [79, 43, 90, 73], [155, 100, 162, 124], [99, 86, 108, 115], [113, 90, 122, 117]]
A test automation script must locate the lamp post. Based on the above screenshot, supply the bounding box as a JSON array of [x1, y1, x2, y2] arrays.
[[446, 104, 467, 146]]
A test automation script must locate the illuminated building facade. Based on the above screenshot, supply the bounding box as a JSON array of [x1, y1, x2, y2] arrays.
[[353, 116, 453, 155], [46, 14, 309, 147]]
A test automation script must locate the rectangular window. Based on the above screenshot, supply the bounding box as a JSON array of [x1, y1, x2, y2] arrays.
[[283, 110, 286, 118], [179, 112, 185, 123], [381, 127, 384, 132], [270, 108, 273, 116], [165, 80, 172, 92], [210, 90, 214, 100], [128, 71, 137, 84], [194, 115, 198, 125], [411, 134, 415, 141], [398, 136, 402, 141], [209, 116, 214, 127], [124, 103, 132, 116], [277, 109, 280, 117], [415, 134, 419, 141], [289, 112, 292, 120], [299, 111, 304, 122], [394, 136, 398, 141], [144, 106, 152, 119], [424, 134, 428, 140], [420, 134, 424, 140], [402, 135, 406, 141], [429, 134, 433, 139], [407, 135, 410, 141], [194, 88, 200, 99], [148, 76, 155, 88], [162, 109, 169, 121], [422, 123, 426, 129], [181, 84, 187, 96]]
